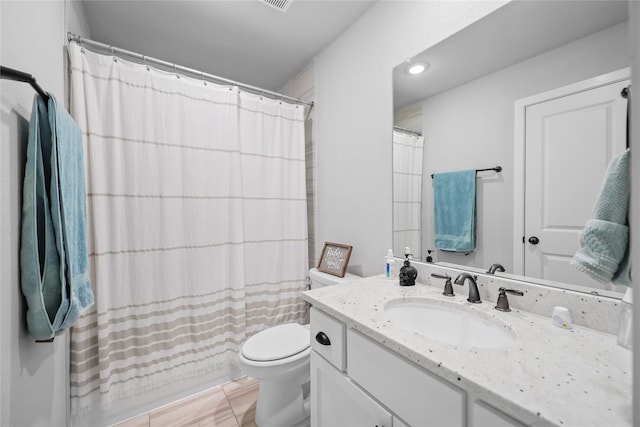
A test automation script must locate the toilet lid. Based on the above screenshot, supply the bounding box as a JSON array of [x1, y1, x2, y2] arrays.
[[241, 323, 310, 362]]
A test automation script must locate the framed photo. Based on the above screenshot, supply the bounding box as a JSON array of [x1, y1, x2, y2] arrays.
[[316, 242, 353, 278]]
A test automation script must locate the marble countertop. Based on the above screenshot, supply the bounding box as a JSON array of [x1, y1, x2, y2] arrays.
[[302, 275, 632, 427]]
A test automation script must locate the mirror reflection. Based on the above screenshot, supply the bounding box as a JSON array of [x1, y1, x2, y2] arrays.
[[393, 0, 630, 297]]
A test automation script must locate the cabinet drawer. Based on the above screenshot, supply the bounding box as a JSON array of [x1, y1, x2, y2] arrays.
[[347, 329, 465, 427], [471, 401, 524, 427], [310, 308, 345, 371]]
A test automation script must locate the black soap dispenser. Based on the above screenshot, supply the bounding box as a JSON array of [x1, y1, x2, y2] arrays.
[[426, 249, 434, 263], [399, 247, 417, 286]]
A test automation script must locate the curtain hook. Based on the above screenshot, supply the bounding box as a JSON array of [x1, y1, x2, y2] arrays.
[[78, 36, 85, 53], [202, 72, 207, 86], [111, 46, 117, 62], [143, 55, 150, 71], [174, 64, 180, 79]]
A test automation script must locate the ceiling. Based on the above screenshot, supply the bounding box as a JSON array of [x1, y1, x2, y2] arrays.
[[81, 0, 376, 91], [393, 0, 629, 110]]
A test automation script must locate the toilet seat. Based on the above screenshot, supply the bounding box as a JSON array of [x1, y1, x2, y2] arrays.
[[241, 323, 310, 362]]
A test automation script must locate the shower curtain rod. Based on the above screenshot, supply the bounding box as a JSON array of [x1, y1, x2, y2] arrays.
[[66, 32, 314, 110], [393, 126, 422, 137]]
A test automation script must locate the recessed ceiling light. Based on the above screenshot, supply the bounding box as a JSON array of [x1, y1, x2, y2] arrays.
[[407, 62, 429, 75]]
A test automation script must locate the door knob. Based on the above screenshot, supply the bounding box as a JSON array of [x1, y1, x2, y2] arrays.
[[528, 236, 540, 245]]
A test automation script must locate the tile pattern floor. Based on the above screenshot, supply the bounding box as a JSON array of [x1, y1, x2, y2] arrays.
[[115, 376, 259, 427]]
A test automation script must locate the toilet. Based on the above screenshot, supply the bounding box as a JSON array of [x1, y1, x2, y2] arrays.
[[238, 267, 358, 427]]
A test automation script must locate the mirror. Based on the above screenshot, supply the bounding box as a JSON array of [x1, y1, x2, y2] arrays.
[[393, 1, 630, 298]]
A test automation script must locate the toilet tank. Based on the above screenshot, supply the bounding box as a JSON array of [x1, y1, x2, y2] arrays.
[[309, 267, 359, 290]]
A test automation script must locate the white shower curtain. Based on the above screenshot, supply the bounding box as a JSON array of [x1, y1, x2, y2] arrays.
[[393, 130, 424, 259], [68, 42, 308, 413]]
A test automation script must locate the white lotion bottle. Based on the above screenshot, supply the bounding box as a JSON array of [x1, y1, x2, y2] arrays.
[[385, 249, 396, 279]]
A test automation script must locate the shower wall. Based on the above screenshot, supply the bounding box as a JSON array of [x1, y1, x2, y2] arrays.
[[280, 61, 316, 269]]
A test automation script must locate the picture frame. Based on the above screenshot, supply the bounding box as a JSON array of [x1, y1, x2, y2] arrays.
[[316, 242, 353, 278]]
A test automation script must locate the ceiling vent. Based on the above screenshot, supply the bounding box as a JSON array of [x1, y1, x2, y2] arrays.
[[258, 0, 293, 12]]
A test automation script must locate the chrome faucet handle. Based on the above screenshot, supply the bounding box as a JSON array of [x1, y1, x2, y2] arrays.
[[431, 273, 454, 297], [495, 287, 524, 312]]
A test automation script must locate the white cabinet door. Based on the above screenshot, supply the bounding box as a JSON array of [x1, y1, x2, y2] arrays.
[[311, 351, 393, 427], [523, 78, 628, 288]]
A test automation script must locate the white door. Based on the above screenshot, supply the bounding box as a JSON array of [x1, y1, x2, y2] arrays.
[[523, 78, 628, 288]]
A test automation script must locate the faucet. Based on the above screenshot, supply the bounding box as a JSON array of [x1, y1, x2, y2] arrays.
[[454, 273, 481, 303], [494, 287, 524, 312], [486, 263, 505, 274], [431, 273, 454, 297]]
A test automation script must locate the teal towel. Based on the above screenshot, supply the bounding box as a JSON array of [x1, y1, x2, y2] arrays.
[[20, 93, 94, 341], [433, 169, 476, 252], [571, 149, 630, 285], [46, 95, 94, 331], [20, 95, 61, 340]]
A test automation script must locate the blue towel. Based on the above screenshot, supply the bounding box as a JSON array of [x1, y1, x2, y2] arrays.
[[20, 93, 93, 341], [46, 95, 94, 330], [20, 95, 62, 340], [433, 169, 476, 252], [571, 149, 630, 285]]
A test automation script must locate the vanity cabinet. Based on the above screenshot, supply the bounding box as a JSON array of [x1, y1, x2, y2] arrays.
[[310, 307, 463, 427], [305, 274, 632, 427], [310, 307, 526, 427]]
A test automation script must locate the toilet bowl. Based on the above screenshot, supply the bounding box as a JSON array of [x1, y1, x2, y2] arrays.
[[239, 323, 311, 427], [238, 268, 358, 427]]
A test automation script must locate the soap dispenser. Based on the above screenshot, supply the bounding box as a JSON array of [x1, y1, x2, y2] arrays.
[[399, 247, 417, 286]]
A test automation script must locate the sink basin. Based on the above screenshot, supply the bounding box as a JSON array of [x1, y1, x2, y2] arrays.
[[384, 299, 516, 348]]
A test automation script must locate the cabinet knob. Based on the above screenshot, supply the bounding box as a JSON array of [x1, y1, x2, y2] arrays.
[[315, 331, 331, 346]]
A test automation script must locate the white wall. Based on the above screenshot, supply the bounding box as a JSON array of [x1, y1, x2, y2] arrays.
[[0, 1, 90, 425], [314, 1, 507, 277], [419, 22, 629, 270]]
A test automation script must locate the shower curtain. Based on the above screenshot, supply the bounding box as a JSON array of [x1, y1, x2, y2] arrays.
[[393, 129, 424, 259], [68, 42, 308, 413]]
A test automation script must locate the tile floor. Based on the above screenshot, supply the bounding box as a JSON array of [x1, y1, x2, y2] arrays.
[[115, 376, 259, 427]]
